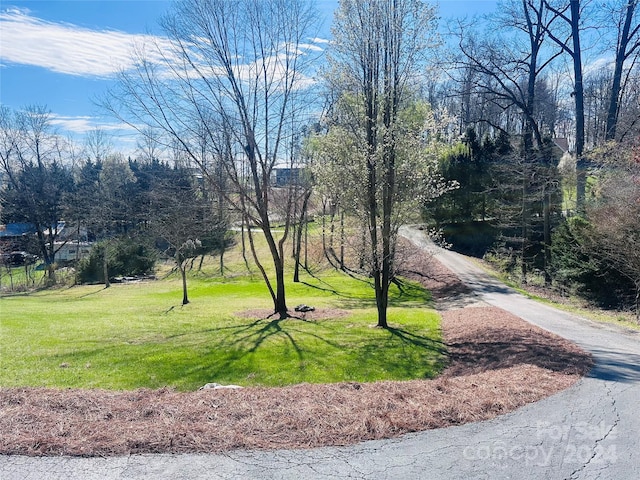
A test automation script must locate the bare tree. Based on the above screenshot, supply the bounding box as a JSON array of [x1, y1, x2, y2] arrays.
[[542, 0, 587, 210], [584, 66, 614, 145], [453, 0, 563, 282], [601, 0, 640, 141], [454, 1, 564, 147], [104, 0, 320, 318], [84, 128, 113, 163], [150, 168, 226, 305], [615, 72, 640, 139], [0, 105, 73, 284], [135, 127, 164, 163], [582, 141, 640, 319]]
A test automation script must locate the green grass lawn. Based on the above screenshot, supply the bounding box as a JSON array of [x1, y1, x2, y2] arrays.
[[0, 264, 444, 391]]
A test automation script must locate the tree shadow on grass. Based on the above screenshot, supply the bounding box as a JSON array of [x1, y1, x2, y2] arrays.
[[226, 318, 304, 357], [165, 317, 265, 337], [74, 287, 109, 299], [171, 312, 448, 387], [185, 316, 350, 382], [347, 327, 446, 380], [33, 314, 448, 390], [299, 280, 372, 302], [385, 326, 447, 355], [37, 321, 310, 390], [389, 279, 434, 307], [0, 285, 106, 299]]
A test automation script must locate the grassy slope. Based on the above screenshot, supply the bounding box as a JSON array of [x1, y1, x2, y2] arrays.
[[0, 250, 444, 391]]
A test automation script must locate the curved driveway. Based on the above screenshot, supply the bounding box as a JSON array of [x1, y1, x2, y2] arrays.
[[2, 227, 640, 479]]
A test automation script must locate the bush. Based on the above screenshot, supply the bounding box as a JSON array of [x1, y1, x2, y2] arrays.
[[441, 221, 498, 257], [551, 217, 635, 309], [77, 238, 157, 284]]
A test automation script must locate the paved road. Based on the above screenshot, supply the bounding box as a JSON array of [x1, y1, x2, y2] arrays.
[[3, 227, 640, 479]]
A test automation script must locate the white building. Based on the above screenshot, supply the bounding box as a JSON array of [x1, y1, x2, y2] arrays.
[[55, 242, 93, 262]]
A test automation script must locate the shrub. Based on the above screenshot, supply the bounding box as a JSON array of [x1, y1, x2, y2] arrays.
[[551, 217, 635, 309], [77, 238, 157, 284]]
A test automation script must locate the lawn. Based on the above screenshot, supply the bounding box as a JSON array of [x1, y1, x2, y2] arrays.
[[0, 262, 444, 391]]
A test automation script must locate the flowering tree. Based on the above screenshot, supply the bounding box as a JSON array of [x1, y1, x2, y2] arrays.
[[315, 0, 450, 328]]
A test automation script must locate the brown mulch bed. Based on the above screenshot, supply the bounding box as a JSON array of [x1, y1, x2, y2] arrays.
[[0, 250, 593, 457], [236, 307, 351, 321]]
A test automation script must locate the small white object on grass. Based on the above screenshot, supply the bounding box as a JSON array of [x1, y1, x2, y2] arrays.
[[198, 382, 243, 390]]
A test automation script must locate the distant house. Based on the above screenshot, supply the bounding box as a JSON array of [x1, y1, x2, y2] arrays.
[[0, 223, 36, 238], [0, 223, 38, 252], [0, 222, 69, 240], [553, 138, 575, 174], [0, 222, 91, 262], [54, 241, 93, 263], [552, 138, 570, 154], [272, 167, 310, 187]]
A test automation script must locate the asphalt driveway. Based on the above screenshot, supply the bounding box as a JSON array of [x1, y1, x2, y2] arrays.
[[2, 227, 639, 479]]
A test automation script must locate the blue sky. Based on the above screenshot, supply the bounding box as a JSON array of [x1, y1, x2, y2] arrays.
[[0, 0, 497, 152]]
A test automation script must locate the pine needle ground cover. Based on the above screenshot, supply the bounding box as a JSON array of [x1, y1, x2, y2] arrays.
[[0, 267, 443, 391]]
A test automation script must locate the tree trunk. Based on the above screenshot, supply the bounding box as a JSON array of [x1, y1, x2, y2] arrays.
[[293, 242, 301, 283], [181, 262, 189, 305], [293, 190, 311, 283], [241, 215, 250, 272], [521, 165, 529, 284], [276, 221, 291, 319], [103, 243, 110, 288], [46, 263, 57, 287], [543, 187, 552, 286], [375, 280, 389, 329], [329, 206, 336, 258], [304, 207, 308, 270], [274, 261, 288, 319], [636, 288, 639, 323], [367, 163, 385, 327], [377, 245, 392, 329], [605, 0, 636, 141], [38, 230, 57, 285], [321, 199, 329, 262], [340, 210, 345, 269], [246, 222, 286, 318], [360, 227, 366, 270], [570, 0, 586, 212]]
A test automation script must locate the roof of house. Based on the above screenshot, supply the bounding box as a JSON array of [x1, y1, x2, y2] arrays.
[[553, 138, 570, 153], [0, 222, 66, 238], [0, 223, 36, 238]]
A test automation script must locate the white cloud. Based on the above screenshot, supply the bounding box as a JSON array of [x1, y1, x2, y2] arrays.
[[49, 114, 140, 157], [0, 8, 324, 83], [50, 114, 136, 135], [0, 7, 330, 81], [298, 43, 325, 53], [308, 37, 330, 44], [0, 8, 173, 77], [4, 6, 29, 15], [584, 56, 614, 75]]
